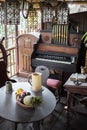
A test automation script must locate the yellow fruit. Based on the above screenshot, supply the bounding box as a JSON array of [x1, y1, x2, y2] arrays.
[[15, 88, 24, 96]]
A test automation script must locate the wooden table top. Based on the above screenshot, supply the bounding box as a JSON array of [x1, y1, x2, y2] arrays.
[[64, 74, 87, 95]]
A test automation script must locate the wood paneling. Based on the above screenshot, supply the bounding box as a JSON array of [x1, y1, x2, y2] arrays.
[[70, 11, 87, 33], [38, 44, 79, 55]]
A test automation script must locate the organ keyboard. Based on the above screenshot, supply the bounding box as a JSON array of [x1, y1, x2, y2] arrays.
[[35, 58, 71, 64], [31, 43, 79, 73]]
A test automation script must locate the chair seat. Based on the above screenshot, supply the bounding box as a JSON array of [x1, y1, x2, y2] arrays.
[[46, 78, 62, 89]]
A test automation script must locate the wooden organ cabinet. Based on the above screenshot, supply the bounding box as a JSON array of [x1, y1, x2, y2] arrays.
[[17, 34, 39, 77]]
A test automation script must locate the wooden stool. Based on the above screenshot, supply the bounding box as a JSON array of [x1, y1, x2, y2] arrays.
[[46, 78, 62, 101]]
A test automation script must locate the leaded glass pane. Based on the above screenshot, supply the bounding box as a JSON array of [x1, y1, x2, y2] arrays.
[[4, 0, 20, 25], [27, 10, 38, 32], [57, 2, 69, 24], [43, 6, 54, 22]]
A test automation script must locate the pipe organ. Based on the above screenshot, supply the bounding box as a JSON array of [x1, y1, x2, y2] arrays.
[[52, 2, 69, 45], [31, 2, 82, 82]]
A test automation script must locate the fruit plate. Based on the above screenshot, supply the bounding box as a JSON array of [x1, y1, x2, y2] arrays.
[[16, 97, 34, 109]]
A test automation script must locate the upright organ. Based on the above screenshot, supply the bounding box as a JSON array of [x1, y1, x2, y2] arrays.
[[31, 29, 81, 83], [31, 2, 83, 82]]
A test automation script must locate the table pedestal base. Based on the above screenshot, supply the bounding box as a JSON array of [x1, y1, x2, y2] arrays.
[[14, 121, 40, 130], [33, 121, 40, 130]]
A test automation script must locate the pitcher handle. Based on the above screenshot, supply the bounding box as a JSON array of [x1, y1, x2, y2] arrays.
[[28, 74, 32, 85]]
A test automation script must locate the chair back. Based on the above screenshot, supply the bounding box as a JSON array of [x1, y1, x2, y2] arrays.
[[35, 66, 50, 86]]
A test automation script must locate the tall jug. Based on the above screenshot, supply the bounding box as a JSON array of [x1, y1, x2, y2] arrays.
[[28, 72, 42, 92]]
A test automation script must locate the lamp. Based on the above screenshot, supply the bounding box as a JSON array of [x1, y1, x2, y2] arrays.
[[22, 0, 33, 19], [33, 3, 40, 9]]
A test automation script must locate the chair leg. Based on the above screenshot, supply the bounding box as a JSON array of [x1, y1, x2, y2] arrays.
[[55, 87, 62, 102], [58, 87, 62, 102]]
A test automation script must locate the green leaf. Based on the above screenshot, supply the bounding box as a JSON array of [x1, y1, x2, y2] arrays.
[[81, 32, 87, 43], [30, 96, 43, 107], [82, 32, 87, 40], [84, 37, 87, 43]]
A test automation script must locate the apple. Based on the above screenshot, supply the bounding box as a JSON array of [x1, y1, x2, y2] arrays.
[[23, 95, 32, 106]]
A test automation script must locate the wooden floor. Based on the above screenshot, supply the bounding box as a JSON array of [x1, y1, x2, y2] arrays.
[[0, 76, 87, 130], [0, 98, 87, 130]]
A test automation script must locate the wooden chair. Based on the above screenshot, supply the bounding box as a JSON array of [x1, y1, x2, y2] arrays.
[[35, 65, 62, 101], [46, 78, 62, 101], [0, 37, 16, 88]]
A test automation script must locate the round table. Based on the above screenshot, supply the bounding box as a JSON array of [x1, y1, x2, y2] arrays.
[[0, 82, 56, 130]]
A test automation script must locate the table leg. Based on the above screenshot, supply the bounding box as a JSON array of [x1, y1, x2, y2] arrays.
[[14, 122, 18, 130], [66, 91, 72, 129], [33, 121, 40, 130]]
